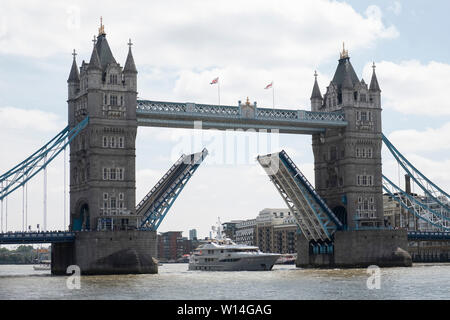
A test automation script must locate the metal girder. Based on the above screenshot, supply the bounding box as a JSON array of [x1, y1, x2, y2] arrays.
[[0, 117, 89, 201], [257, 150, 342, 243], [137, 148, 208, 230], [382, 174, 450, 231], [382, 134, 450, 215]]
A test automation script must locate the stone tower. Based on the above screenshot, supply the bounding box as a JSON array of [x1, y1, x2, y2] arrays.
[[311, 45, 383, 229], [67, 21, 138, 232]]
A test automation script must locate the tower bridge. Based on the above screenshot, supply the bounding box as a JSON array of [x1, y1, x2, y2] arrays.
[[1, 22, 449, 273]]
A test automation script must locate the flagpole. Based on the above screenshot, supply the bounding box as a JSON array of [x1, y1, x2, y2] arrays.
[[272, 81, 275, 111], [218, 79, 221, 105]]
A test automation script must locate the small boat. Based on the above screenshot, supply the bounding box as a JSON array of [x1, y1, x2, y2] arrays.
[[33, 260, 51, 271], [275, 254, 297, 265]]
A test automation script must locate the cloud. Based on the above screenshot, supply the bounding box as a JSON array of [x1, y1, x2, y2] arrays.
[[0, 107, 68, 232], [0, 106, 64, 132], [363, 60, 450, 115], [0, 0, 398, 69], [387, 1, 402, 16], [383, 123, 450, 195], [387, 122, 450, 153]]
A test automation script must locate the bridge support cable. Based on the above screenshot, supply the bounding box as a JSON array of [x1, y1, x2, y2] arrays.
[[382, 134, 450, 214], [257, 150, 343, 243], [382, 174, 450, 231], [64, 145, 67, 230], [43, 156, 47, 232], [0, 117, 89, 202], [1, 182, 3, 232], [137, 148, 208, 231]]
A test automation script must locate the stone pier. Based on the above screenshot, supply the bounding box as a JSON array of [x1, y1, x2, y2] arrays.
[[296, 229, 412, 268], [51, 230, 158, 275]]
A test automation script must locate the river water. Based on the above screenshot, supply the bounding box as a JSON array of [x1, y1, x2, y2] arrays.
[[0, 263, 449, 300]]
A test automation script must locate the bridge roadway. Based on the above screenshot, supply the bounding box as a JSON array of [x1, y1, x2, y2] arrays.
[[0, 231, 75, 244], [136, 100, 348, 134], [0, 230, 448, 245]]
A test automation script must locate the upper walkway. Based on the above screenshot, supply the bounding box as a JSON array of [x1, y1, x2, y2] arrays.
[[136, 100, 347, 134]]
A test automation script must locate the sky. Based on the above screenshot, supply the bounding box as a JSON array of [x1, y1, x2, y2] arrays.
[[0, 0, 449, 239]]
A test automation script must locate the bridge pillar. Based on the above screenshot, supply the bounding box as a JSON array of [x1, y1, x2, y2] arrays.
[[56, 22, 157, 275], [302, 49, 411, 267], [51, 230, 158, 275]]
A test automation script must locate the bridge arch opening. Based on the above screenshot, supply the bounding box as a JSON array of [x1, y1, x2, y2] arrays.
[[72, 202, 90, 231]]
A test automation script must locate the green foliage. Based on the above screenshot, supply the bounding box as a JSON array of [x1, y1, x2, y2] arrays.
[[0, 246, 41, 264]]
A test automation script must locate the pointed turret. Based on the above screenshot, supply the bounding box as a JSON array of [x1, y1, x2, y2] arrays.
[[124, 39, 138, 92], [310, 71, 323, 111], [87, 40, 102, 71], [124, 39, 137, 74], [342, 65, 354, 90], [311, 71, 322, 99], [68, 49, 80, 83], [369, 62, 381, 92]]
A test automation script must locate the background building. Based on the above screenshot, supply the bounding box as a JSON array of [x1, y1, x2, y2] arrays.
[[255, 208, 297, 253], [189, 229, 197, 240], [235, 219, 257, 246], [222, 220, 243, 241], [157, 231, 184, 262]]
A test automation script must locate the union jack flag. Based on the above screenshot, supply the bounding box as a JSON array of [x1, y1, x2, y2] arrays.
[[264, 82, 273, 89], [210, 77, 219, 85]]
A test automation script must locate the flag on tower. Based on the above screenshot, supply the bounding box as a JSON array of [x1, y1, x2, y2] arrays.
[[264, 82, 273, 89], [210, 77, 219, 85]]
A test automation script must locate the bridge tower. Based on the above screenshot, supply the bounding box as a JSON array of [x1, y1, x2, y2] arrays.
[[67, 21, 138, 232], [52, 21, 157, 275], [311, 46, 383, 230]]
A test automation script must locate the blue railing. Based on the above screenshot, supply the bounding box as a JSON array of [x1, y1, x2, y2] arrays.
[[0, 231, 75, 244], [407, 231, 450, 241], [136, 100, 346, 124]]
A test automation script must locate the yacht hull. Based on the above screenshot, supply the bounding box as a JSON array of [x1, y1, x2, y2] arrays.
[[189, 254, 280, 271]]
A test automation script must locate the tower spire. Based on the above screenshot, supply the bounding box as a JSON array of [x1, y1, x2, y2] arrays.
[[87, 36, 101, 71], [68, 49, 80, 82], [310, 70, 322, 100], [98, 16, 105, 36], [369, 61, 381, 92], [340, 42, 349, 59], [124, 38, 137, 73]]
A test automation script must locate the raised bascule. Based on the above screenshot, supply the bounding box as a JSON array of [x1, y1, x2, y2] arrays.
[[1, 23, 449, 273]]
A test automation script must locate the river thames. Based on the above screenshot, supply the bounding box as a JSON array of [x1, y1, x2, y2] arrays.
[[0, 263, 449, 300]]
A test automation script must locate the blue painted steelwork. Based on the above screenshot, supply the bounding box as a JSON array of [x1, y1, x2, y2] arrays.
[[382, 174, 450, 231], [382, 134, 450, 213], [0, 231, 75, 244], [0, 117, 89, 201], [137, 148, 208, 231], [279, 150, 343, 230], [407, 231, 450, 241], [257, 150, 342, 243], [136, 100, 347, 134]]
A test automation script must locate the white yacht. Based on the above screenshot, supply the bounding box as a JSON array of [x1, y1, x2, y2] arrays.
[[188, 219, 280, 271]]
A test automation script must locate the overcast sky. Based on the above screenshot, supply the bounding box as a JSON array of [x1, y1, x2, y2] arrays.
[[0, 0, 449, 239]]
